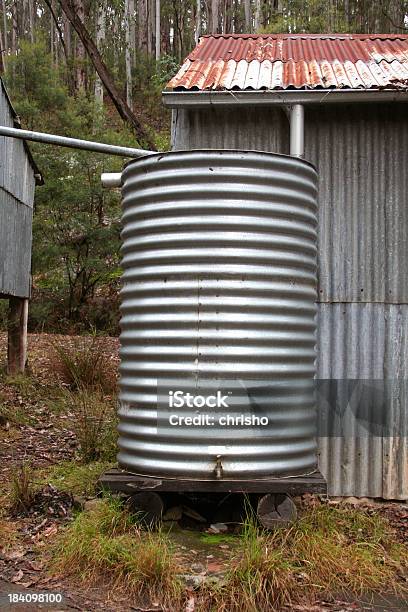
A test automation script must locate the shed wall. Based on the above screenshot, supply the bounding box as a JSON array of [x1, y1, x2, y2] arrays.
[[171, 102, 408, 499], [0, 81, 36, 298]]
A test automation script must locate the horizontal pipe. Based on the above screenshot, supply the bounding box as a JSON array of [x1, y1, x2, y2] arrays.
[[162, 89, 408, 108], [101, 172, 122, 188], [0, 125, 156, 158]]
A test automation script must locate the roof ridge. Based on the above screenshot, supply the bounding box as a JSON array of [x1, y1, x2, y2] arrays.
[[201, 33, 408, 40]]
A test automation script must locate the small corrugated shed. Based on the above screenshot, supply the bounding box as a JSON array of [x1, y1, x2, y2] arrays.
[[168, 33, 408, 91], [0, 78, 42, 299], [164, 34, 408, 500]]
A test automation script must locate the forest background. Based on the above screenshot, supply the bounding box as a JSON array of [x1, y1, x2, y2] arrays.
[[1, 0, 407, 334]]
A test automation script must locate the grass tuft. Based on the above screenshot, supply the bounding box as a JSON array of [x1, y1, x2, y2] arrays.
[[66, 389, 117, 463], [52, 497, 182, 604], [53, 335, 117, 394], [202, 503, 408, 611], [9, 463, 36, 515]]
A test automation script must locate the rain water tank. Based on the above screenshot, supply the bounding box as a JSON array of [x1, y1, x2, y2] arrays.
[[118, 150, 318, 480]]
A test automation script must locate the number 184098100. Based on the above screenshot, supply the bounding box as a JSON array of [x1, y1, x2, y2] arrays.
[[7, 593, 62, 604]]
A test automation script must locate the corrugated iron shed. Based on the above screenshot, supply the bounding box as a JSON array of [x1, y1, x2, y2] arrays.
[[0, 78, 42, 299], [0, 78, 43, 186], [169, 99, 408, 499], [167, 33, 408, 91]]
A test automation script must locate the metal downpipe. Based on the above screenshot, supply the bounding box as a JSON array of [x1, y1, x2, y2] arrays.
[[290, 104, 304, 158]]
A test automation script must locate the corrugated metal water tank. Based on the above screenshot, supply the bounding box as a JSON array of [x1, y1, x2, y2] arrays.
[[118, 150, 318, 479]]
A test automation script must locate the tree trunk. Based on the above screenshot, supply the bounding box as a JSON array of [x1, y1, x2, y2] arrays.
[[59, 0, 155, 147], [155, 0, 160, 60], [244, 0, 251, 32], [232, 0, 242, 33], [161, 10, 170, 54], [11, 3, 17, 55], [22, 0, 27, 39], [64, 12, 71, 55], [125, 0, 133, 108], [224, 0, 232, 32], [2, 0, 7, 67], [129, 0, 136, 62], [50, 1, 55, 61], [112, 10, 119, 72], [195, 0, 201, 43], [74, 0, 86, 90], [138, 0, 148, 53], [94, 0, 105, 105], [211, 0, 219, 33], [147, 0, 153, 56], [254, 0, 261, 31], [30, 0, 35, 42], [0, 0, 6, 70]]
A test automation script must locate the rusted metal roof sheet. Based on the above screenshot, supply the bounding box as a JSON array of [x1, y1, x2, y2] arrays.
[[167, 33, 408, 91]]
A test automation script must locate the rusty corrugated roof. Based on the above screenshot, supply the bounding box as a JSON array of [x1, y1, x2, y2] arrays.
[[166, 33, 408, 91]]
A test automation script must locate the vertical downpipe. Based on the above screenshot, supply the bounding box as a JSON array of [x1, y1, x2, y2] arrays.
[[290, 104, 317, 482], [290, 104, 305, 158]]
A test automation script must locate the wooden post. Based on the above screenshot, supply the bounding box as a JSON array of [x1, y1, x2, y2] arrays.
[[7, 297, 28, 375]]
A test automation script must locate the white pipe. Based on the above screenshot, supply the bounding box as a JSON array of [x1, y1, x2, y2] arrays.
[[101, 173, 122, 188], [0, 125, 156, 158], [290, 104, 304, 158]]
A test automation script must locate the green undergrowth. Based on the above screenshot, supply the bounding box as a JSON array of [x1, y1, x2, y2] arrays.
[[39, 460, 113, 497], [2, 373, 58, 401], [0, 400, 33, 426], [199, 533, 238, 546], [0, 372, 70, 418], [51, 497, 183, 605], [200, 504, 408, 611], [48, 496, 407, 611]]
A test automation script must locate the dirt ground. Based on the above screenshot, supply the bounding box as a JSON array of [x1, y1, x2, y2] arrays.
[[0, 333, 407, 611]]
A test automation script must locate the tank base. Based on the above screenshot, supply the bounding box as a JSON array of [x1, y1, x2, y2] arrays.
[[98, 468, 327, 496]]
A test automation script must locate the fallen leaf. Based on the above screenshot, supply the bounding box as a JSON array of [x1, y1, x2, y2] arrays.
[[207, 562, 224, 573], [6, 548, 26, 560], [27, 560, 44, 571], [43, 524, 58, 537], [11, 570, 24, 583]]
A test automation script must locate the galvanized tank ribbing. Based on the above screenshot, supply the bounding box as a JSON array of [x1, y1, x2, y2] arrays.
[[118, 150, 318, 479]]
